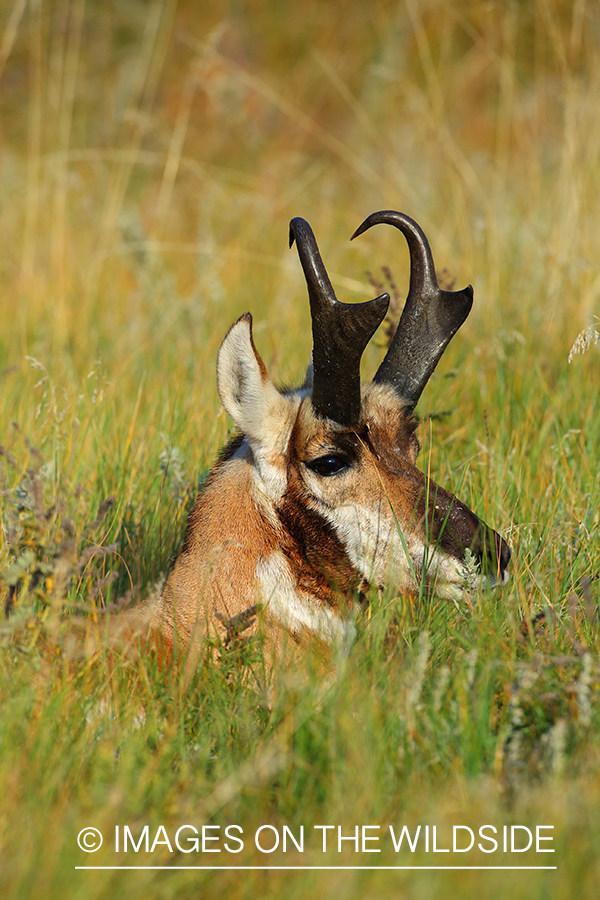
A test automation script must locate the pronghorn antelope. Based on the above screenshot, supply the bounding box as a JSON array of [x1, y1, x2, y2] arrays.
[[135, 211, 510, 667]]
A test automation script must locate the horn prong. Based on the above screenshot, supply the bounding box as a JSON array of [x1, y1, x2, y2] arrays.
[[290, 217, 389, 427], [352, 210, 473, 410]]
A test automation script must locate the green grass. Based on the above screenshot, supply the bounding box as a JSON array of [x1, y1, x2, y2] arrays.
[[1, 1, 600, 897]]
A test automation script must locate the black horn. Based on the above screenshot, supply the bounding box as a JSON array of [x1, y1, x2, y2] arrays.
[[290, 217, 389, 427], [351, 210, 473, 410]]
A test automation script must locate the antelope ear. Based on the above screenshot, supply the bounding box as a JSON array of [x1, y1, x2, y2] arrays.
[[217, 313, 289, 445]]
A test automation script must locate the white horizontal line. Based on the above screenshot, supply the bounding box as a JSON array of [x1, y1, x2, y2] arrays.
[[76, 866, 558, 871]]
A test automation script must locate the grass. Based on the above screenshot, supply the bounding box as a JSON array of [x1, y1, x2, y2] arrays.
[[1, 0, 600, 897]]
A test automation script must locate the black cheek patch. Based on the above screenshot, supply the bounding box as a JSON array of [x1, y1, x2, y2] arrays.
[[277, 478, 365, 609]]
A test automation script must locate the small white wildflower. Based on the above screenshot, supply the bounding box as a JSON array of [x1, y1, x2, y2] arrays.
[[87, 359, 111, 404], [432, 664, 451, 714], [24, 355, 47, 372], [24, 356, 49, 389], [505, 668, 538, 768], [464, 649, 478, 691], [159, 435, 190, 499], [568, 325, 600, 363], [548, 718, 568, 775], [403, 630, 431, 753], [461, 546, 481, 592]]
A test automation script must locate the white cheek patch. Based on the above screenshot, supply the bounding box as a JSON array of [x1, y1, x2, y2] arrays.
[[318, 500, 405, 587], [256, 552, 357, 652], [317, 500, 478, 601], [318, 500, 419, 589]]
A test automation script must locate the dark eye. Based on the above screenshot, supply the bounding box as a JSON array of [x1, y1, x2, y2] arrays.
[[306, 455, 350, 477]]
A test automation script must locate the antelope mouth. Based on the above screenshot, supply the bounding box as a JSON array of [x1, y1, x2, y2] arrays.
[[490, 569, 510, 588], [421, 537, 511, 611], [433, 568, 509, 615], [462, 566, 510, 598], [452, 554, 510, 613], [401, 542, 510, 614], [459, 550, 511, 591]]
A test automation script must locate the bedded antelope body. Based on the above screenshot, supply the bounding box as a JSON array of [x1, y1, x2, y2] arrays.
[[138, 211, 510, 664]]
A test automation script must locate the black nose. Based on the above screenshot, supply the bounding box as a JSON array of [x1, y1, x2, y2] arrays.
[[425, 485, 511, 582]]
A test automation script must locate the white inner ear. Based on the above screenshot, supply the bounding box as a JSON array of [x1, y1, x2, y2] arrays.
[[217, 314, 290, 450]]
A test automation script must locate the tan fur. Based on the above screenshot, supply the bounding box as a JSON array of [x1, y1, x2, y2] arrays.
[[109, 315, 508, 678]]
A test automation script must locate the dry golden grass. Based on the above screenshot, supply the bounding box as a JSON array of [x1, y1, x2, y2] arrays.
[[1, 1, 600, 898]]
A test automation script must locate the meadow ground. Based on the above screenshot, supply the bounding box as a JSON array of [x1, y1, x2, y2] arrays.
[[1, 1, 600, 898]]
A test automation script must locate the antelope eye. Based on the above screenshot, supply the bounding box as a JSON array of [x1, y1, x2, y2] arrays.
[[306, 454, 350, 477]]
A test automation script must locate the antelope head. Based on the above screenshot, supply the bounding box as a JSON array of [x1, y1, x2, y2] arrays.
[[155, 212, 510, 660]]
